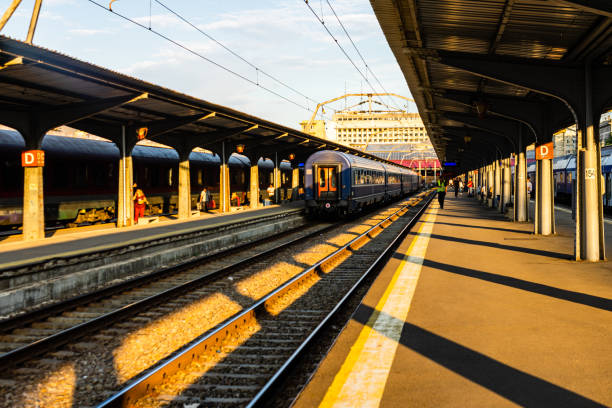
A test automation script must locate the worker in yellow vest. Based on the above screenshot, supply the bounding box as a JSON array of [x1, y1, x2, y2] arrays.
[[437, 178, 447, 209]]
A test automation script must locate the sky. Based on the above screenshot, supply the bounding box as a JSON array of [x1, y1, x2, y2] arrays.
[[0, 0, 416, 130]]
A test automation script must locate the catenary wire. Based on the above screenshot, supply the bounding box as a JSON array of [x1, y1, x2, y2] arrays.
[[153, 0, 333, 114], [324, 0, 403, 112], [302, 0, 391, 110], [86, 0, 332, 119]]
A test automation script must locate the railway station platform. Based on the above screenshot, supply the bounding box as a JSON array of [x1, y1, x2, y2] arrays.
[[0, 201, 304, 271], [294, 194, 612, 408]]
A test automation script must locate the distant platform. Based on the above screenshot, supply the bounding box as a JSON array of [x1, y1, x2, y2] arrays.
[[0, 201, 304, 272], [295, 194, 612, 407]]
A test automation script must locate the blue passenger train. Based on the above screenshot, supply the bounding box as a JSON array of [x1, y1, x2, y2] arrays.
[[304, 150, 420, 217], [526, 145, 612, 207], [0, 129, 293, 228]]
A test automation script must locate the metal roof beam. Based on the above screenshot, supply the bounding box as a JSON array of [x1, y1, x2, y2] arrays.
[[0, 93, 147, 147], [408, 48, 612, 128], [565, 18, 612, 62], [435, 91, 564, 143], [549, 0, 612, 18], [442, 112, 518, 151], [144, 112, 215, 140], [440, 124, 513, 157], [199, 124, 259, 148]]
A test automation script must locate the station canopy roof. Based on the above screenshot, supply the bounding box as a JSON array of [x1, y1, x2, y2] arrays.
[[370, 0, 612, 171], [0, 35, 400, 166]]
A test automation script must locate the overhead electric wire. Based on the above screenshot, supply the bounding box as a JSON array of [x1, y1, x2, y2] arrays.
[[302, 0, 385, 107], [324, 0, 403, 112], [153, 0, 332, 113], [86, 0, 332, 119]]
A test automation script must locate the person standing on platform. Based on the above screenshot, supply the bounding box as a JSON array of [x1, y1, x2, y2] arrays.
[[133, 186, 148, 223], [199, 187, 211, 213], [467, 178, 474, 197], [454, 178, 460, 197], [527, 176, 533, 200], [437, 178, 447, 209], [267, 184, 275, 204]]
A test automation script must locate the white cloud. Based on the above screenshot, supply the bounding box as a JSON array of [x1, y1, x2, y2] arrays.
[[132, 13, 181, 29], [69, 28, 112, 36]]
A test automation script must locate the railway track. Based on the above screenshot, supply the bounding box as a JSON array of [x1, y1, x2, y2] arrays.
[[0, 192, 432, 407], [0, 221, 337, 368], [98, 191, 434, 408]]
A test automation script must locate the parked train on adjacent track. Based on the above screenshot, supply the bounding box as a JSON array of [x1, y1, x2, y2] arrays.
[[526, 145, 612, 208], [304, 150, 420, 217], [0, 130, 293, 229]]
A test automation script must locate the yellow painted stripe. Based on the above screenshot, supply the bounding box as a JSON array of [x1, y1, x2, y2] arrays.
[[319, 201, 438, 408]]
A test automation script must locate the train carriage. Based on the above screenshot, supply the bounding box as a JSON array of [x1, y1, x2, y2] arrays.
[[304, 150, 419, 217], [0, 129, 293, 228]]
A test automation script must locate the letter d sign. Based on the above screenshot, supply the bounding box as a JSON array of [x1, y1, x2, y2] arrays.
[[21, 150, 45, 167], [535, 142, 553, 160]]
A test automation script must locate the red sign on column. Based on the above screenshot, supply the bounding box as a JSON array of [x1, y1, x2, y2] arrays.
[[21, 150, 45, 167], [535, 142, 554, 160]]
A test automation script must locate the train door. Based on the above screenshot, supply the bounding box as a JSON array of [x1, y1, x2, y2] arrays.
[[317, 166, 339, 200]]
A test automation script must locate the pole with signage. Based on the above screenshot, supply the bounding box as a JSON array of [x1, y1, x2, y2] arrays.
[[22, 149, 45, 240], [534, 142, 555, 235]]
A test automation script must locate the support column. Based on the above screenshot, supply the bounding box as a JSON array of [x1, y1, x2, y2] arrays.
[[23, 165, 44, 240], [487, 164, 494, 207], [249, 155, 260, 209], [576, 64, 605, 261], [292, 167, 300, 200], [117, 154, 134, 228], [514, 149, 528, 222], [273, 152, 280, 204], [502, 158, 511, 213], [535, 157, 555, 235], [494, 159, 501, 209], [117, 125, 135, 228], [478, 167, 484, 201], [178, 151, 191, 219], [219, 142, 231, 213]]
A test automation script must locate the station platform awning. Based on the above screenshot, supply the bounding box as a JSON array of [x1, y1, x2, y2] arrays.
[[0, 35, 394, 164], [370, 0, 612, 171]]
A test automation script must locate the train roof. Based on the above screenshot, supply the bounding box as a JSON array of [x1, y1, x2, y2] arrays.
[[0, 129, 288, 168], [306, 150, 415, 174]]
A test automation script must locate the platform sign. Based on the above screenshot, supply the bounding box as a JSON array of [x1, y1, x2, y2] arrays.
[[21, 150, 45, 167], [535, 142, 553, 160]]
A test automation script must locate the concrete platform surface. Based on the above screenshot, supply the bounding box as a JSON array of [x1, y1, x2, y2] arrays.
[[294, 194, 612, 408], [0, 201, 303, 270]]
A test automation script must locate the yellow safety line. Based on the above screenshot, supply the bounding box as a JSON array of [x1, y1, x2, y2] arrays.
[[319, 202, 437, 408]]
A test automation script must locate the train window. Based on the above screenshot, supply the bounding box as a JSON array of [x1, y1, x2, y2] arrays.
[[151, 167, 159, 187], [331, 168, 337, 188], [144, 167, 152, 187], [319, 168, 326, 187], [2, 160, 21, 190], [94, 165, 105, 187], [75, 164, 88, 188], [168, 168, 173, 186]]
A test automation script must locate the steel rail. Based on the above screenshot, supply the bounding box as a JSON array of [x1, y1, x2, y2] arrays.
[[0, 220, 337, 368], [0, 208, 304, 274], [96, 191, 433, 408], [0, 209, 304, 331], [248, 191, 434, 407]]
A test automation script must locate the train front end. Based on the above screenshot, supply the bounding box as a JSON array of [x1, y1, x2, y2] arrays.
[[304, 151, 351, 217]]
